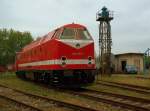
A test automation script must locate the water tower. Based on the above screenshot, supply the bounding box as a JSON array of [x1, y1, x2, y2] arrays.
[[96, 6, 113, 75]]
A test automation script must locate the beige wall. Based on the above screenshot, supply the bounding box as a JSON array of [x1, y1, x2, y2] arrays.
[[115, 54, 144, 73]]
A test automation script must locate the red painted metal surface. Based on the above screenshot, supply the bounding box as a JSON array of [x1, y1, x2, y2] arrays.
[[16, 23, 95, 71]]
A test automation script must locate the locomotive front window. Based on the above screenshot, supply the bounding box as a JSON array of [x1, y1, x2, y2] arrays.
[[77, 29, 91, 40], [61, 28, 75, 39]]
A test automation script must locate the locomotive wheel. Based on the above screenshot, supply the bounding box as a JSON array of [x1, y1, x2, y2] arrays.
[[16, 71, 26, 80], [49, 73, 61, 86], [43, 73, 50, 84], [33, 72, 50, 84], [36, 73, 42, 82], [33, 72, 38, 82], [87, 75, 95, 83]]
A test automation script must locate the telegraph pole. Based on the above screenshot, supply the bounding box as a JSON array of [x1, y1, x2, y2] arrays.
[[96, 6, 113, 76]]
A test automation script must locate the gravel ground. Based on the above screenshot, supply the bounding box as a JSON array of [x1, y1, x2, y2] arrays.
[[0, 86, 74, 111], [0, 97, 32, 111]]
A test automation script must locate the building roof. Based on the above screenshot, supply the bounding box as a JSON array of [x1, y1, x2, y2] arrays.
[[115, 52, 144, 56]]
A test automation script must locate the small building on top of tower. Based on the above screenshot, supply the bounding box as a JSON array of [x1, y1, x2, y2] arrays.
[[96, 6, 113, 21]]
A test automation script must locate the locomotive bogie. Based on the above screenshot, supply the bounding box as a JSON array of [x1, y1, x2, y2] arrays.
[[16, 69, 95, 87]]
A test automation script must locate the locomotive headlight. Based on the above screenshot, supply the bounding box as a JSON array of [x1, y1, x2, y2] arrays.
[[61, 56, 67, 66], [62, 62, 66, 66], [62, 56, 66, 61], [88, 56, 92, 64], [76, 43, 80, 48]]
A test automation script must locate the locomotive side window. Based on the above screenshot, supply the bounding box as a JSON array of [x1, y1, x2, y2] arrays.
[[16, 54, 20, 60], [60, 28, 75, 39], [77, 29, 91, 40], [52, 29, 61, 39]]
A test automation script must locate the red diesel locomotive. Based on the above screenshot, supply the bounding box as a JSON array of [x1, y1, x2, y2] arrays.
[[15, 23, 96, 87]]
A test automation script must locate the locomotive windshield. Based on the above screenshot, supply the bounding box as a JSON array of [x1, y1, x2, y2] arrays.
[[77, 29, 91, 40], [61, 28, 75, 39], [60, 28, 92, 40]]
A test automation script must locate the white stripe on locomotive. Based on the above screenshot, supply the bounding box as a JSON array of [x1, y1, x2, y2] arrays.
[[18, 59, 95, 67], [57, 39, 94, 49]]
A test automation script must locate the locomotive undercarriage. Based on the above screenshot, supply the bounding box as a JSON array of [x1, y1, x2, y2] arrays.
[[16, 69, 95, 87]]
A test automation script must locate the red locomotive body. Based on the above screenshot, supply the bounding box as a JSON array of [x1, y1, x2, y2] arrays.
[[16, 23, 96, 87]]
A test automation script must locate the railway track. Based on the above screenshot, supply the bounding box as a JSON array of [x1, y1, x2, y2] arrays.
[[0, 84, 101, 111], [0, 94, 42, 111], [1, 82, 150, 111], [97, 80, 150, 94], [136, 76, 150, 80], [99, 80, 150, 90], [58, 88, 150, 111]]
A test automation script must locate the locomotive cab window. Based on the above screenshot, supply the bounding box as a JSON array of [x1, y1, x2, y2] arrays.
[[77, 29, 91, 40], [16, 55, 20, 60], [60, 28, 75, 39]]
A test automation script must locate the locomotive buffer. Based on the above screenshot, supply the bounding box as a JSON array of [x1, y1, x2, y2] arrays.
[[96, 6, 113, 75]]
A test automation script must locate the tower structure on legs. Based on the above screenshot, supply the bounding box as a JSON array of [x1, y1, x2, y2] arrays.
[[96, 6, 113, 75]]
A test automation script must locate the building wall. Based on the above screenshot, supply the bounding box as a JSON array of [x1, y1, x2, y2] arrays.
[[115, 54, 144, 73]]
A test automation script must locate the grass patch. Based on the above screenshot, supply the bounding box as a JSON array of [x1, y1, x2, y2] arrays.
[[96, 74, 150, 88], [86, 74, 150, 99]]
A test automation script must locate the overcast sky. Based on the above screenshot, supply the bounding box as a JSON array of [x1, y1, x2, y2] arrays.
[[1, 0, 150, 54]]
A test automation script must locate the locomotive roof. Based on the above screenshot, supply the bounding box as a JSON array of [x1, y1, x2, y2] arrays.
[[22, 23, 87, 52], [62, 23, 86, 29]]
